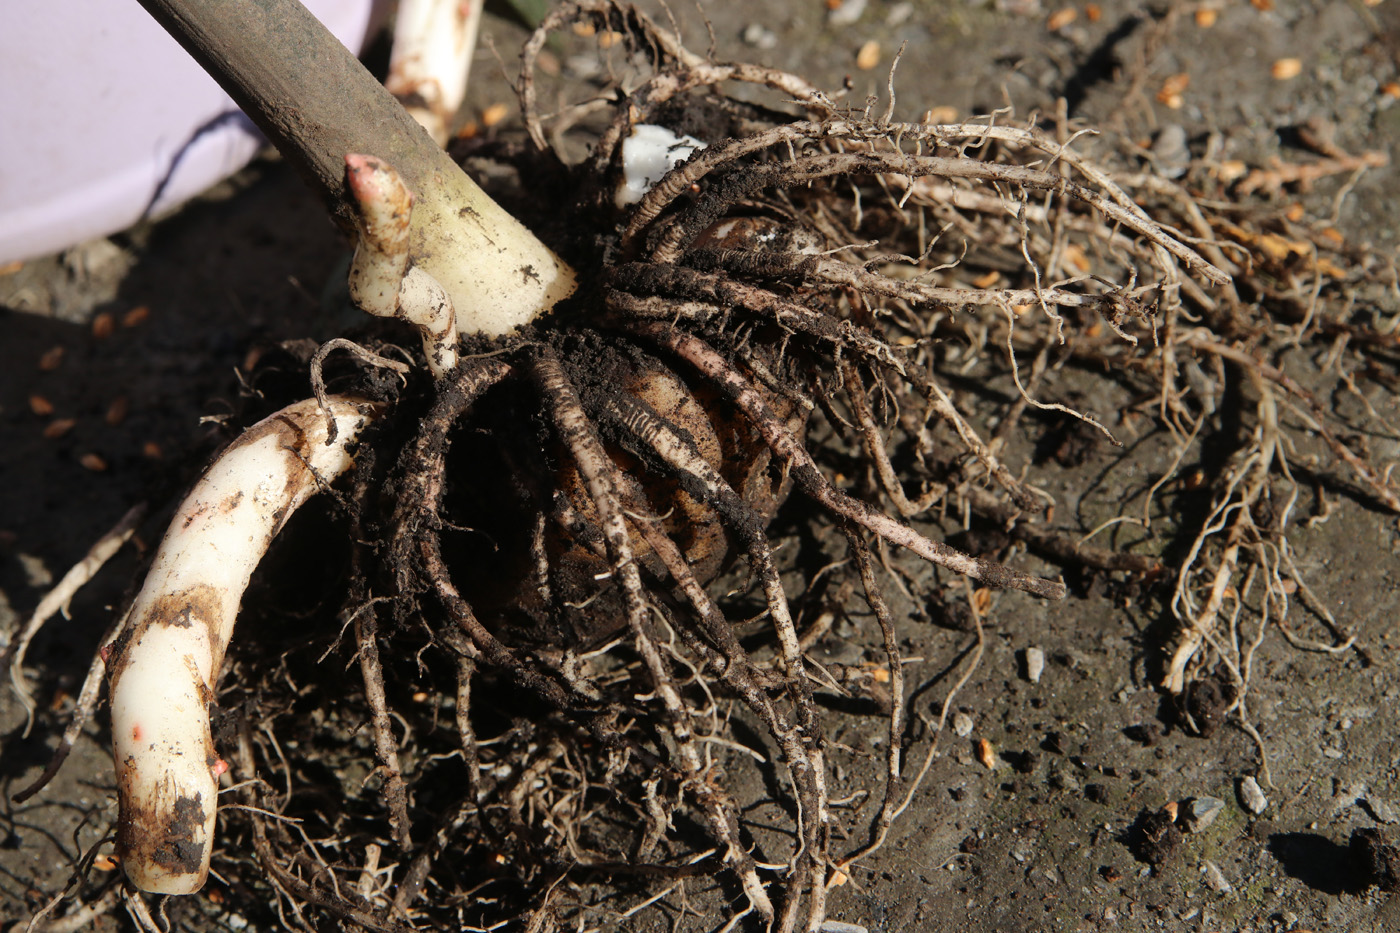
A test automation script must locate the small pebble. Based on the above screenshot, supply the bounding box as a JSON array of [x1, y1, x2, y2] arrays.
[[18, 553, 53, 588], [1182, 796, 1225, 833], [952, 711, 974, 737], [1046, 6, 1077, 30], [818, 923, 868, 933], [1271, 57, 1303, 81], [886, 2, 914, 26], [1364, 795, 1399, 825], [827, 0, 867, 26], [1151, 123, 1191, 179], [975, 737, 996, 770], [1022, 647, 1045, 684], [479, 103, 509, 128], [1238, 775, 1268, 815], [1334, 779, 1367, 814], [741, 23, 777, 50], [564, 54, 601, 79], [1202, 859, 1232, 892]]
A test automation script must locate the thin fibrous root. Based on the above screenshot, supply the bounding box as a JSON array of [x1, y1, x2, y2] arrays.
[[107, 395, 382, 894], [12, 603, 134, 803], [6, 502, 145, 735], [599, 393, 833, 928], [605, 267, 1040, 511], [530, 351, 778, 924], [635, 150, 1228, 286], [635, 323, 1067, 599]]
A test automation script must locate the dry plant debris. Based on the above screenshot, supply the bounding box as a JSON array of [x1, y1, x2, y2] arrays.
[[9, 0, 1398, 931]]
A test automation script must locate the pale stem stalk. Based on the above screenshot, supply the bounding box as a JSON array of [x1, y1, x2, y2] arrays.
[[133, 0, 575, 336]]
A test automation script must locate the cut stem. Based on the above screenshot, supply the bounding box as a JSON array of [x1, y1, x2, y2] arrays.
[[133, 0, 575, 335]]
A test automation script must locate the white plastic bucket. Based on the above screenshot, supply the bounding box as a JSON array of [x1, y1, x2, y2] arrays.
[[0, 0, 383, 265]]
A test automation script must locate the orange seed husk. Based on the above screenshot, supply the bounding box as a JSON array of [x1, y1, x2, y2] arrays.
[[44, 418, 76, 439], [856, 40, 880, 71], [481, 102, 509, 127], [91, 311, 116, 339], [106, 396, 130, 426]]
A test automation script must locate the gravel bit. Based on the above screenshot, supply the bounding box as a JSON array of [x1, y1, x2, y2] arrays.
[[1363, 795, 1400, 825], [1238, 776, 1269, 815], [819, 923, 869, 933], [1202, 859, 1232, 893], [827, 0, 867, 26], [1151, 124, 1191, 179], [1182, 796, 1225, 833], [952, 711, 974, 737], [741, 23, 778, 50], [1333, 779, 1367, 814], [1022, 646, 1045, 684]]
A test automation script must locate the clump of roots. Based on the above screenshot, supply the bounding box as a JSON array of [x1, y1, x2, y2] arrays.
[[26, 1, 1398, 931]]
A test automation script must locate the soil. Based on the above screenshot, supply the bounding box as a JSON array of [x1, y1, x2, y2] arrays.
[[3, 1, 1399, 931]]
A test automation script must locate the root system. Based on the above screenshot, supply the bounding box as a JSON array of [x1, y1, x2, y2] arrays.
[[17, 1, 1398, 931]]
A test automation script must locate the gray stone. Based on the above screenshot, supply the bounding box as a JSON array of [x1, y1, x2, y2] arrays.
[[1183, 796, 1225, 833], [1238, 776, 1268, 815], [827, 0, 867, 27], [1363, 795, 1399, 825], [1202, 859, 1232, 893]]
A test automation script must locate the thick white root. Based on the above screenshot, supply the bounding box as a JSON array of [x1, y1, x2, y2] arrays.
[[107, 395, 381, 894]]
